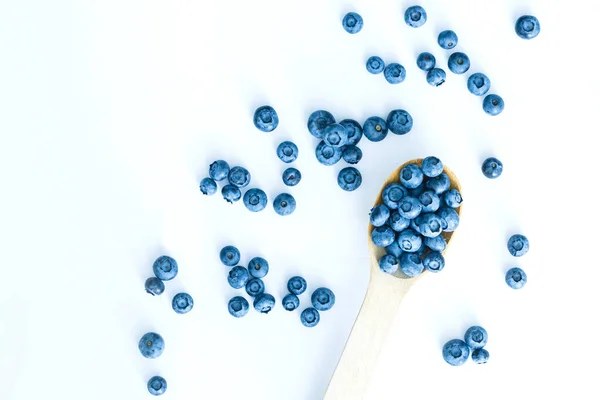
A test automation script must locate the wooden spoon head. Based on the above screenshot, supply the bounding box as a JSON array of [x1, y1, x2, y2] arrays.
[[368, 158, 463, 280]]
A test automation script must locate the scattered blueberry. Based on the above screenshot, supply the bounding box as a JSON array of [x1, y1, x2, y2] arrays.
[[248, 257, 269, 278], [338, 167, 362, 191], [253, 106, 279, 132], [424, 234, 447, 252], [340, 119, 363, 145], [427, 68, 446, 86], [448, 52, 471, 74], [172, 292, 194, 314], [145, 277, 165, 296], [515, 15, 540, 40], [222, 184, 242, 203], [287, 276, 307, 295], [472, 348, 490, 364], [273, 193, 296, 216], [315, 141, 343, 166], [400, 164, 424, 189], [385, 240, 404, 258], [342, 145, 363, 164], [209, 160, 230, 182], [419, 213, 443, 238], [483, 94, 504, 116], [426, 173, 450, 194], [138, 332, 165, 359], [384, 63, 407, 84], [481, 157, 503, 179], [423, 251, 445, 272], [467, 73, 491, 96], [253, 293, 276, 314], [282, 167, 302, 186], [228, 166, 251, 188], [243, 188, 268, 212], [370, 204, 391, 227], [417, 52, 436, 71], [153, 256, 178, 281], [276, 141, 299, 163], [245, 278, 265, 297], [507, 234, 529, 257], [398, 229, 423, 253], [421, 156, 443, 177], [437, 206, 460, 232], [200, 177, 217, 195], [442, 339, 470, 366], [147, 376, 167, 396], [397, 196, 422, 219], [399, 252, 424, 277], [419, 190, 441, 213], [382, 183, 408, 210], [363, 116, 388, 142], [438, 30, 458, 49], [228, 266, 250, 289], [311, 287, 335, 311], [404, 6, 427, 28], [371, 225, 396, 247], [379, 254, 399, 274], [464, 326, 488, 349], [366, 56, 385, 74], [307, 110, 336, 139], [387, 109, 413, 135], [323, 124, 349, 147], [505, 267, 527, 289], [301, 307, 320, 327], [228, 296, 250, 318], [342, 12, 364, 34], [282, 293, 300, 311], [220, 246, 240, 267], [388, 211, 411, 232], [443, 189, 463, 208]]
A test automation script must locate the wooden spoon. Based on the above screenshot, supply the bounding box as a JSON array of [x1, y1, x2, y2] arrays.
[[323, 158, 462, 400]]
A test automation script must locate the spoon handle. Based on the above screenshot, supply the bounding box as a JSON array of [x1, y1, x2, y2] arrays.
[[324, 272, 413, 400]]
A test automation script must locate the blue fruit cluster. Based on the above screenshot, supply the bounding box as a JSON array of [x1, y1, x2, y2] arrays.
[[283, 275, 324, 327], [274, 140, 299, 216], [443, 325, 489, 366]]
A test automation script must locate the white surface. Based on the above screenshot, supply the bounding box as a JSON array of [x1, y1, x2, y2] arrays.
[[1, 0, 598, 399]]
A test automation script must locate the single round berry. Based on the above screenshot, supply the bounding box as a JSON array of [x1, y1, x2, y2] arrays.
[[200, 177, 217, 195], [483, 94, 505, 116], [363, 116, 388, 142], [437, 206, 460, 232], [419, 212, 443, 238], [228, 166, 251, 188], [481, 157, 503, 179], [220, 246, 240, 267], [287, 276, 307, 295], [323, 124, 349, 147], [515, 15, 540, 40], [243, 188, 268, 212], [472, 348, 490, 364], [253, 105, 279, 132], [464, 326, 488, 349], [209, 160, 230, 181], [338, 167, 362, 191], [379, 254, 399, 274], [427, 68, 446, 86], [366, 56, 385, 74], [400, 252, 424, 277], [301, 307, 320, 327], [245, 278, 265, 297], [370, 204, 391, 227], [384, 63, 406, 84], [467, 73, 491, 96], [228, 296, 249, 318], [282, 167, 302, 186], [342, 145, 363, 164], [172, 292, 194, 314], [145, 277, 165, 296], [404, 6, 427, 28], [442, 339, 470, 366], [342, 12, 364, 34], [153, 255, 178, 281], [416, 52, 436, 71], [426, 173, 450, 194], [385, 241, 403, 258], [388, 211, 410, 232], [273, 193, 296, 216], [448, 52, 471, 74], [307, 110, 335, 139], [425, 235, 447, 252], [397, 196, 422, 220], [398, 229, 423, 253], [253, 293, 276, 314], [248, 257, 269, 278], [419, 190, 441, 213], [276, 141, 299, 163], [147, 376, 167, 396], [228, 266, 250, 289], [386, 109, 413, 135], [400, 163, 424, 189], [138, 332, 165, 359], [421, 156, 443, 178], [438, 30, 458, 49], [423, 251, 445, 272], [443, 189, 463, 208], [507, 234, 529, 257], [221, 184, 242, 203], [382, 183, 408, 210], [371, 225, 395, 247], [340, 119, 363, 145], [505, 267, 527, 289], [315, 140, 343, 166], [311, 287, 335, 311], [282, 293, 300, 311]]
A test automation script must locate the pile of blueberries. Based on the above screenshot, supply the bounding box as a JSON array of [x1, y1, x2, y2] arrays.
[[443, 325, 489, 366], [371, 156, 461, 277]]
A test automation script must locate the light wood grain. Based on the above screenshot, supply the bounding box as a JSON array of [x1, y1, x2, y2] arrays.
[[323, 159, 462, 400]]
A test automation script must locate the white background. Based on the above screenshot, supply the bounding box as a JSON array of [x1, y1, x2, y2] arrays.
[[1, 0, 598, 399]]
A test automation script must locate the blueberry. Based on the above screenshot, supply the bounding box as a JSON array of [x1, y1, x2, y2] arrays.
[[382, 183, 408, 210], [464, 326, 488, 349], [338, 167, 362, 191], [384, 63, 406, 84], [379, 254, 399, 274], [340, 119, 363, 145], [228, 166, 251, 188], [342, 145, 363, 164], [426, 68, 446, 86], [421, 156, 443, 177], [273, 193, 296, 216], [220, 246, 240, 267], [276, 141, 299, 163], [483, 94, 504, 116], [467, 73, 491, 96], [153, 256, 178, 281], [472, 348, 490, 364], [147, 376, 167, 396], [386, 109, 413, 135], [228, 266, 250, 289], [315, 140, 343, 166], [243, 188, 268, 212], [419, 190, 441, 213], [323, 124, 349, 147], [397, 229, 422, 253], [438, 30, 458, 49], [443, 189, 463, 208], [385, 240, 404, 258], [416, 52, 436, 71], [400, 164, 424, 189], [282, 167, 302, 186], [419, 213, 443, 238], [366, 56, 385, 74], [404, 6, 427, 28], [397, 196, 422, 219], [209, 160, 230, 181], [253, 293, 276, 314], [507, 234, 529, 257], [437, 206, 460, 232], [287, 276, 307, 295], [370, 204, 391, 227], [481, 157, 503, 179], [342, 12, 363, 34], [311, 287, 335, 311], [388, 211, 410, 232], [145, 277, 165, 296], [515, 15, 540, 40], [138, 332, 165, 359], [423, 251, 445, 272], [253, 105, 279, 132], [307, 110, 336, 139], [426, 173, 450, 194], [442, 339, 470, 366], [245, 278, 265, 297], [228, 296, 250, 318], [172, 292, 194, 314], [300, 307, 320, 327], [282, 293, 300, 311], [448, 52, 470, 74], [371, 225, 396, 247], [505, 267, 527, 289], [363, 116, 388, 142], [222, 184, 242, 203], [200, 178, 217, 195], [248, 257, 269, 278], [399, 252, 424, 277], [424, 235, 447, 252], [410, 217, 422, 234]]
